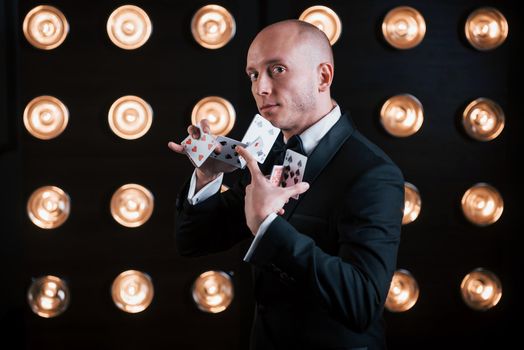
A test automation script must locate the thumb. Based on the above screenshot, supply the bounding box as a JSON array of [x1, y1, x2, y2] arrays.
[[286, 181, 310, 198]]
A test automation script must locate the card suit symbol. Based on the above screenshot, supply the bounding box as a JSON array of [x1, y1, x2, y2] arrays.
[[231, 144, 236, 149], [208, 143, 213, 150], [294, 178, 299, 184], [297, 160, 302, 168], [201, 135, 206, 141], [257, 151, 264, 156], [296, 169, 300, 176], [234, 152, 238, 156], [287, 156, 293, 163], [281, 181, 287, 187], [268, 129, 274, 135], [290, 171, 295, 178], [255, 142, 259, 147], [283, 173, 289, 180], [284, 165, 291, 171], [236, 159, 240, 163], [198, 154, 204, 161], [256, 121, 263, 127], [220, 141, 227, 146], [192, 146, 197, 153], [186, 139, 192, 144], [226, 154, 232, 159]]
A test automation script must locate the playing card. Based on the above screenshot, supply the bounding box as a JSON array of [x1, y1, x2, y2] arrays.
[[241, 114, 280, 163], [269, 165, 284, 186], [182, 124, 217, 168], [282, 149, 308, 199], [209, 136, 247, 168], [239, 137, 264, 168]]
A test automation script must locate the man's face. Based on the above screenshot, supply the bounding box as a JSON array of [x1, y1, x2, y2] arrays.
[[245, 28, 318, 133]]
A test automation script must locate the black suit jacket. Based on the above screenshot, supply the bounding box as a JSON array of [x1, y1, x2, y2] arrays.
[[175, 112, 404, 350]]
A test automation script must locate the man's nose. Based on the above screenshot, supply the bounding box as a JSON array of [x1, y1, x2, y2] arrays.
[[254, 74, 271, 96]]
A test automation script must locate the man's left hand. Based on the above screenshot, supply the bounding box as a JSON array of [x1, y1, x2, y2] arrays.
[[236, 146, 310, 235]]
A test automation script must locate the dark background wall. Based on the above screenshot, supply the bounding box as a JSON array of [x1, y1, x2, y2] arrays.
[[1, 0, 522, 349]]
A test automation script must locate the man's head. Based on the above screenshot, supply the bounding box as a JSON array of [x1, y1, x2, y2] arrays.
[[246, 20, 335, 137]]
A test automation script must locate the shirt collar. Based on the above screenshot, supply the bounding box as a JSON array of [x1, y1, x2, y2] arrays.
[[293, 105, 341, 156]]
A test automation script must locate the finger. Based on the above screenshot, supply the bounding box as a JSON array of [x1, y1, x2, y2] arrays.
[[285, 181, 310, 198], [168, 141, 185, 154], [199, 119, 212, 134], [236, 146, 263, 179], [277, 208, 285, 216], [187, 125, 201, 139]]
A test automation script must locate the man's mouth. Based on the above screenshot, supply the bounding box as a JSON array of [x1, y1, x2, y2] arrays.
[[260, 103, 279, 111]]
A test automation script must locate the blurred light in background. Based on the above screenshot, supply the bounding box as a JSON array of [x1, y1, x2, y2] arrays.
[[23, 5, 68, 50], [465, 7, 508, 51], [27, 275, 70, 318], [110, 184, 154, 228], [299, 5, 342, 45], [403, 182, 421, 225], [380, 94, 424, 137], [191, 96, 236, 136], [112, 270, 154, 313], [27, 186, 70, 229], [191, 5, 236, 49], [108, 95, 153, 140], [192, 270, 234, 313], [460, 268, 502, 311], [23, 95, 69, 140], [107, 5, 152, 50], [382, 6, 425, 49], [461, 183, 503, 226], [462, 98, 505, 141], [385, 269, 419, 312]]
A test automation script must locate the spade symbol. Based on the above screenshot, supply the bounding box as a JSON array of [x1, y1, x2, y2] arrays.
[[220, 141, 227, 146], [226, 154, 232, 159], [297, 160, 302, 168]]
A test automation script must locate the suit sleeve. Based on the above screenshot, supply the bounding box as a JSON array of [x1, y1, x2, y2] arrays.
[[246, 162, 404, 332], [174, 172, 252, 256]]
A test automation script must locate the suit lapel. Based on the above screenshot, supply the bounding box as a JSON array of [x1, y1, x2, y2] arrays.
[[283, 113, 354, 220]]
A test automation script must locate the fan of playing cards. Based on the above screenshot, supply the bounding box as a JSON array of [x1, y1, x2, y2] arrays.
[[181, 114, 308, 198]]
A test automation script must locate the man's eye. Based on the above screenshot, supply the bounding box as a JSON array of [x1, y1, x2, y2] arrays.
[[272, 66, 285, 74], [248, 72, 257, 81]]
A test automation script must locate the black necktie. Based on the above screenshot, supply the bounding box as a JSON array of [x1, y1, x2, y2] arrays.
[[274, 134, 306, 165]]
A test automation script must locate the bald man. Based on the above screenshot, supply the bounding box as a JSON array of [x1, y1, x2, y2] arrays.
[[170, 20, 404, 350]]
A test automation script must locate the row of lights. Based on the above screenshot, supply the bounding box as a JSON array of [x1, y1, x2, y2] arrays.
[[23, 94, 506, 142], [22, 4, 509, 51], [28, 270, 233, 318], [28, 266, 501, 318], [26, 181, 504, 230]]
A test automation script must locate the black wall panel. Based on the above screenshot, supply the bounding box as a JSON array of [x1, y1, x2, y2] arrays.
[[2, 0, 522, 349]]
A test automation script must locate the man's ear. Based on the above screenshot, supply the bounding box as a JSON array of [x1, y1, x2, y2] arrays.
[[318, 62, 334, 92]]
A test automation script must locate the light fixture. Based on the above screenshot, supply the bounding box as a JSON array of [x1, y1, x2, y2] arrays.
[[112, 270, 154, 313], [27, 275, 70, 318], [23, 96, 69, 140], [110, 184, 154, 227], [462, 98, 504, 141], [192, 270, 233, 313], [27, 186, 70, 229], [460, 268, 502, 311], [191, 5, 236, 49], [299, 5, 342, 45], [403, 182, 421, 225], [385, 269, 419, 312], [380, 94, 424, 137], [108, 95, 153, 140], [382, 6, 426, 49], [191, 96, 236, 136], [461, 183, 503, 226], [23, 5, 69, 50], [107, 5, 152, 50], [465, 7, 508, 51]]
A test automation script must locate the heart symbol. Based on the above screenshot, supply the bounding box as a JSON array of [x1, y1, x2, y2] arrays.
[[186, 139, 192, 144], [192, 146, 197, 153], [208, 144, 213, 150], [201, 135, 206, 141], [198, 154, 204, 161]]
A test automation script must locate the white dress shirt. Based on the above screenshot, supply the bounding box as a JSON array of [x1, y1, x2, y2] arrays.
[[187, 105, 342, 260]]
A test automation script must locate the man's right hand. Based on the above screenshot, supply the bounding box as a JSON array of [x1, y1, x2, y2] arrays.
[[168, 119, 236, 191]]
